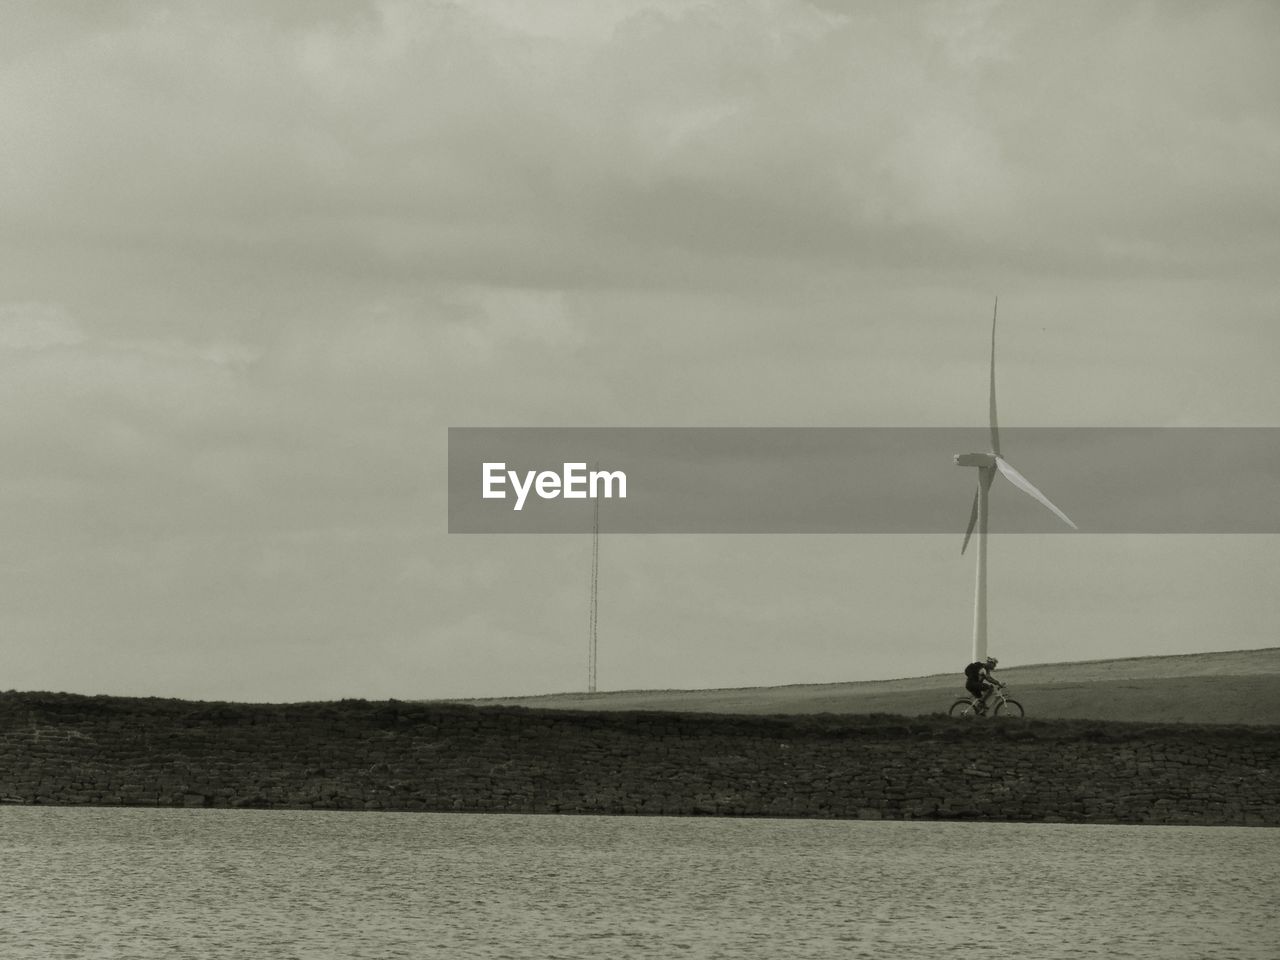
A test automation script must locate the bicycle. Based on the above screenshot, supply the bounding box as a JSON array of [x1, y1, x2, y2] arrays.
[[948, 683, 1024, 718]]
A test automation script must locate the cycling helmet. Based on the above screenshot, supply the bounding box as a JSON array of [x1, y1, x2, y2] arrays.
[[985, 656, 998, 667]]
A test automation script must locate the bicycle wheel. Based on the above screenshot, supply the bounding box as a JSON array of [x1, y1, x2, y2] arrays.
[[994, 698, 1024, 718], [949, 699, 979, 718]]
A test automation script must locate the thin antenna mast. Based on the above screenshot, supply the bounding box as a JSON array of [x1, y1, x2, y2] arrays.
[[588, 495, 599, 693]]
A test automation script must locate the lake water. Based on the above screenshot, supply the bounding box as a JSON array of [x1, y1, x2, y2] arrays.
[[0, 808, 1275, 959]]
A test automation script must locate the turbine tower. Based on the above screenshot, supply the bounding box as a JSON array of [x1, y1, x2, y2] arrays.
[[954, 298, 1077, 663]]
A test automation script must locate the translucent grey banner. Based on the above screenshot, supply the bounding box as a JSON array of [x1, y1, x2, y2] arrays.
[[448, 428, 1280, 534]]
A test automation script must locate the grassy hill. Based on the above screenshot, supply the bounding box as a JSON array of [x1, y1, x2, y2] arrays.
[[469, 647, 1280, 725]]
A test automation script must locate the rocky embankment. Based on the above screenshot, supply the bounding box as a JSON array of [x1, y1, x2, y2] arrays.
[[2, 691, 1276, 825]]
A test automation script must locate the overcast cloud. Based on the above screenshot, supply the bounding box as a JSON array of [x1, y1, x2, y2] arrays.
[[2, 1, 1278, 700]]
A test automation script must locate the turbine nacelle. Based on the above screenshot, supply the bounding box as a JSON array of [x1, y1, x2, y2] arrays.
[[959, 453, 1077, 555]]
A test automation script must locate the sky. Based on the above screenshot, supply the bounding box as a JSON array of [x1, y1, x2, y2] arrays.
[[2, 0, 1278, 701]]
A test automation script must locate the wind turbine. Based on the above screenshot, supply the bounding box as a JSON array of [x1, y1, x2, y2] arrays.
[[954, 298, 1077, 664]]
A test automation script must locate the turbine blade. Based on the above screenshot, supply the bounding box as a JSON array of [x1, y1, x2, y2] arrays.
[[960, 482, 980, 554], [988, 297, 1000, 456], [994, 456, 1078, 530]]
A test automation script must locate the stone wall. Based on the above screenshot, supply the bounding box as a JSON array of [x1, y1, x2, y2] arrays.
[[2, 692, 1276, 825]]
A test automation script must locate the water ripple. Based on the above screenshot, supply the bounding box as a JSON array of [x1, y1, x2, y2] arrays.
[[0, 809, 1275, 958]]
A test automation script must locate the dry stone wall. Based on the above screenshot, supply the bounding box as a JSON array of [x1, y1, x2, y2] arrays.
[[1, 692, 1276, 825]]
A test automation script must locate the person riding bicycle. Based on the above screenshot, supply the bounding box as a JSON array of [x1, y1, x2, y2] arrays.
[[963, 656, 1003, 712]]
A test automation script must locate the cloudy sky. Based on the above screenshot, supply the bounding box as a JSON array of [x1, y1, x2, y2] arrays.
[[3, 1, 1278, 701]]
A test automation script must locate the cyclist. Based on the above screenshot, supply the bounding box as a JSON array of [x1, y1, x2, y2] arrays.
[[963, 656, 1003, 712]]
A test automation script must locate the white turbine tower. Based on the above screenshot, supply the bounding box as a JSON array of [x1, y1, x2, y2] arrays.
[[954, 299, 1077, 664]]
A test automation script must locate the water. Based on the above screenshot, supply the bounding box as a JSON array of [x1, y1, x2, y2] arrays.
[[1, 808, 1275, 959]]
